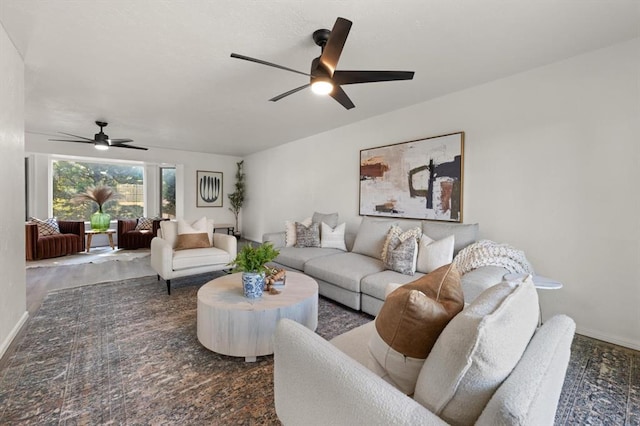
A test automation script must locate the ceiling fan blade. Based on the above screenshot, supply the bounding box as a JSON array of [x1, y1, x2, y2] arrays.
[[269, 83, 311, 102], [319, 17, 352, 76], [58, 132, 95, 141], [49, 139, 92, 144], [329, 85, 355, 110], [113, 144, 148, 151], [231, 53, 311, 77], [332, 70, 415, 85], [109, 138, 134, 144]]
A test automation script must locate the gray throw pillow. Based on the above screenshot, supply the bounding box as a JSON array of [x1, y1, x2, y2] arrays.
[[384, 236, 418, 275], [295, 222, 321, 248], [312, 211, 339, 228]]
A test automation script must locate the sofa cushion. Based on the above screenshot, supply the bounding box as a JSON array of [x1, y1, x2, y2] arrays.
[[320, 222, 347, 251], [414, 276, 539, 425], [285, 217, 312, 247], [304, 252, 385, 293], [352, 217, 396, 260], [384, 237, 418, 275], [330, 322, 388, 380], [275, 247, 344, 271], [360, 270, 426, 301], [370, 264, 464, 394], [416, 234, 454, 274], [312, 211, 339, 228], [460, 265, 508, 304], [422, 221, 478, 255], [172, 246, 231, 270], [295, 222, 321, 248]]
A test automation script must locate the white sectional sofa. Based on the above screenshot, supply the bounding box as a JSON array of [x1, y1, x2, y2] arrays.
[[274, 277, 576, 425], [263, 216, 508, 315]]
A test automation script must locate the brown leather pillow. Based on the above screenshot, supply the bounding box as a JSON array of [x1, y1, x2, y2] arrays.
[[174, 233, 211, 250], [375, 263, 464, 358]]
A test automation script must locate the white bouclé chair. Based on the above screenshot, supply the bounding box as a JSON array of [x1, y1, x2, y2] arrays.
[[151, 218, 237, 294]]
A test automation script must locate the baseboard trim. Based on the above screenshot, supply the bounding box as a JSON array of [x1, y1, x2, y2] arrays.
[[0, 311, 29, 360], [576, 326, 640, 351]]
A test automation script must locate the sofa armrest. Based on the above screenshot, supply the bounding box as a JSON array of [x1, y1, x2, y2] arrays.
[[460, 265, 509, 304], [476, 315, 575, 426], [118, 219, 137, 236], [213, 233, 237, 260], [152, 219, 166, 236], [58, 220, 85, 250], [150, 236, 175, 279], [274, 319, 448, 426], [25, 223, 38, 261], [262, 231, 286, 249]]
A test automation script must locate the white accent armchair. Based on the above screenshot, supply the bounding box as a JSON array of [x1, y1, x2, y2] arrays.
[[151, 219, 237, 294]]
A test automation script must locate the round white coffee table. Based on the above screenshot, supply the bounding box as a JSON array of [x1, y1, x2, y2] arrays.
[[197, 271, 318, 362]]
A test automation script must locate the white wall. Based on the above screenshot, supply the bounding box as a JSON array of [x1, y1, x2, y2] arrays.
[[0, 23, 28, 358], [26, 134, 243, 233], [243, 38, 640, 350]]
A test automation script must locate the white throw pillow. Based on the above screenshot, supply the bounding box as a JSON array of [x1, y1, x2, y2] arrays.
[[413, 276, 539, 425], [320, 222, 347, 251], [284, 217, 311, 247], [178, 217, 208, 234], [416, 234, 455, 273]]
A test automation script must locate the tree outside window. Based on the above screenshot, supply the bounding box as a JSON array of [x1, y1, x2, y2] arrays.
[[53, 160, 145, 220], [161, 167, 176, 219]]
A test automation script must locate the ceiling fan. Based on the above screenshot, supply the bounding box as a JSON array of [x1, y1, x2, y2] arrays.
[[49, 121, 147, 151], [231, 17, 415, 110]]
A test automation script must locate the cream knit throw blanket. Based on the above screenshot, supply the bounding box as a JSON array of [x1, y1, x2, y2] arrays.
[[453, 239, 534, 275]]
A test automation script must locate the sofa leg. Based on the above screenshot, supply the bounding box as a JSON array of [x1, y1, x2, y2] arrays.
[[157, 274, 160, 281], [167, 279, 171, 295]]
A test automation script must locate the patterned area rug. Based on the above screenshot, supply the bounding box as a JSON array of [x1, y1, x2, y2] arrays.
[[1, 273, 638, 424], [0, 273, 371, 424]]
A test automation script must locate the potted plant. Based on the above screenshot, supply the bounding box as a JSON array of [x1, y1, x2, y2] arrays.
[[73, 185, 118, 231], [228, 242, 280, 298], [227, 160, 245, 239]]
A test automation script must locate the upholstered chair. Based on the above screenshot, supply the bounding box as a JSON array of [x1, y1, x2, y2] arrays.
[[25, 220, 85, 260], [117, 218, 165, 250], [151, 218, 237, 294]]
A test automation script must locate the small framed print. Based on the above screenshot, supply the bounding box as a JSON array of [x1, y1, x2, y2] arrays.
[[196, 170, 223, 207]]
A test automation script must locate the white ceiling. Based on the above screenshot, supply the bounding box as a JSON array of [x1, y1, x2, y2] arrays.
[[1, 1, 638, 156]]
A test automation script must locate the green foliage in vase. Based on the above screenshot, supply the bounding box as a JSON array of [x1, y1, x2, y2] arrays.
[[227, 160, 245, 233], [228, 242, 279, 274]]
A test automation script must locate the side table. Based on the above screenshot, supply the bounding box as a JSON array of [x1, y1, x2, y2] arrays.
[[85, 229, 116, 253], [503, 273, 563, 290]]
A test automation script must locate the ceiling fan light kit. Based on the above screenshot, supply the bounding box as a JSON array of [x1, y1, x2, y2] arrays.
[[310, 78, 333, 95], [49, 121, 147, 151], [231, 17, 414, 109]]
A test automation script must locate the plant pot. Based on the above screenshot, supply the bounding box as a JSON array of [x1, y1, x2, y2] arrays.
[[242, 272, 265, 299], [90, 211, 111, 231]]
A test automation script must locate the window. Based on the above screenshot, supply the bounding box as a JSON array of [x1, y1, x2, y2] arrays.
[[52, 159, 145, 220], [160, 167, 176, 219]]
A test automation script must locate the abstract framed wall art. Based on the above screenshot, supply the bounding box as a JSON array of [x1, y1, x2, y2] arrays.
[[196, 170, 223, 207], [359, 132, 464, 222]]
